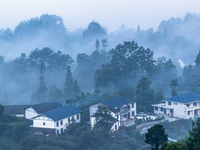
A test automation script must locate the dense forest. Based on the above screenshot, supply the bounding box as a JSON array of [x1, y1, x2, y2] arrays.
[[0, 13, 200, 113]]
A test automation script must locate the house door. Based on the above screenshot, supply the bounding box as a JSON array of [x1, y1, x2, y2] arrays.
[[128, 113, 130, 119], [164, 109, 166, 115]]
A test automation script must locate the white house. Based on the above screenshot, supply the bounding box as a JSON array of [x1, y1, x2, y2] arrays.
[[152, 92, 200, 119], [90, 96, 136, 132], [32, 104, 82, 135], [25, 102, 63, 119]]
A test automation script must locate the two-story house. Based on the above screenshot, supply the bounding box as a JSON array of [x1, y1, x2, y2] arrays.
[[32, 104, 82, 135], [152, 92, 200, 119], [90, 96, 136, 132]]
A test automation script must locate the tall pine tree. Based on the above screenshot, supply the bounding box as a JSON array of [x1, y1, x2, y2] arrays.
[[32, 63, 48, 103], [64, 66, 75, 99]]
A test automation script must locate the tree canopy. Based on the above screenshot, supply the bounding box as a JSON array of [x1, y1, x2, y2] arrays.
[[145, 124, 168, 150]]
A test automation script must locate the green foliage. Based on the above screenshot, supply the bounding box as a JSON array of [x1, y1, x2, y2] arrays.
[[9, 122, 29, 141], [94, 63, 116, 89], [64, 66, 80, 99], [102, 39, 108, 50], [160, 142, 189, 150], [21, 135, 45, 150], [46, 86, 64, 103], [136, 77, 154, 112], [83, 21, 107, 39], [154, 88, 165, 103], [95, 38, 100, 51], [117, 83, 134, 101], [0, 103, 4, 117], [170, 79, 178, 97], [145, 124, 168, 150], [186, 117, 200, 150], [0, 137, 23, 150], [32, 63, 48, 103], [36, 145, 65, 150]]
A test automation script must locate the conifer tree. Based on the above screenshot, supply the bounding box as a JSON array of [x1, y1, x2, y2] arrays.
[[170, 79, 178, 97], [31, 63, 48, 103], [95, 39, 100, 51], [73, 80, 80, 94], [102, 39, 108, 51], [64, 66, 74, 99]]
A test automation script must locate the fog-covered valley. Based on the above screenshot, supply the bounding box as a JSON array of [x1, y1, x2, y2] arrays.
[[1, 13, 200, 106]]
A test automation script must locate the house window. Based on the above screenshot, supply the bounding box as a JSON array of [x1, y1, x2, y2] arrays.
[[61, 128, 63, 133], [56, 130, 59, 134], [72, 116, 74, 121], [132, 111, 135, 116], [168, 102, 171, 105], [132, 103, 134, 108], [68, 118, 70, 123], [170, 109, 173, 113], [161, 108, 163, 111], [187, 104, 190, 107], [124, 114, 127, 118], [56, 122, 59, 127], [193, 102, 197, 106], [43, 122, 45, 126], [60, 120, 63, 125], [188, 111, 190, 115], [77, 114, 79, 120], [155, 107, 158, 110], [115, 125, 117, 130]]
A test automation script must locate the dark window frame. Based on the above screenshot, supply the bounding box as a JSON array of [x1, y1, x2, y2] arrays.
[[132, 111, 135, 116]]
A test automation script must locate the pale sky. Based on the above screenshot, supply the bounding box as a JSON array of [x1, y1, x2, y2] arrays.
[[0, 0, 200, 33]]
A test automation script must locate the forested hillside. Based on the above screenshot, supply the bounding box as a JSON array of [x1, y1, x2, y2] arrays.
[[0, 13, 200, 112]]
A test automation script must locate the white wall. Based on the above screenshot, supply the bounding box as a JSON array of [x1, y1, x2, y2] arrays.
[[154, 106, 165, 114], [130, 102, 136, 119], [25, 107, 39, 119], [55, 113, 81, 134], [33, 113, 81, 134], [33, 115, 55, 128]]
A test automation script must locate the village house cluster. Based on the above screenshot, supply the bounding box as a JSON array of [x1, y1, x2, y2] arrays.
[[3, 92, 200, 135]]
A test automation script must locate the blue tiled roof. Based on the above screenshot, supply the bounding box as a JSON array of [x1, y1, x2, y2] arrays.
[[100, 96, 132, 108], [43, 104, 82, 121], [165, 92, 200, 103]]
